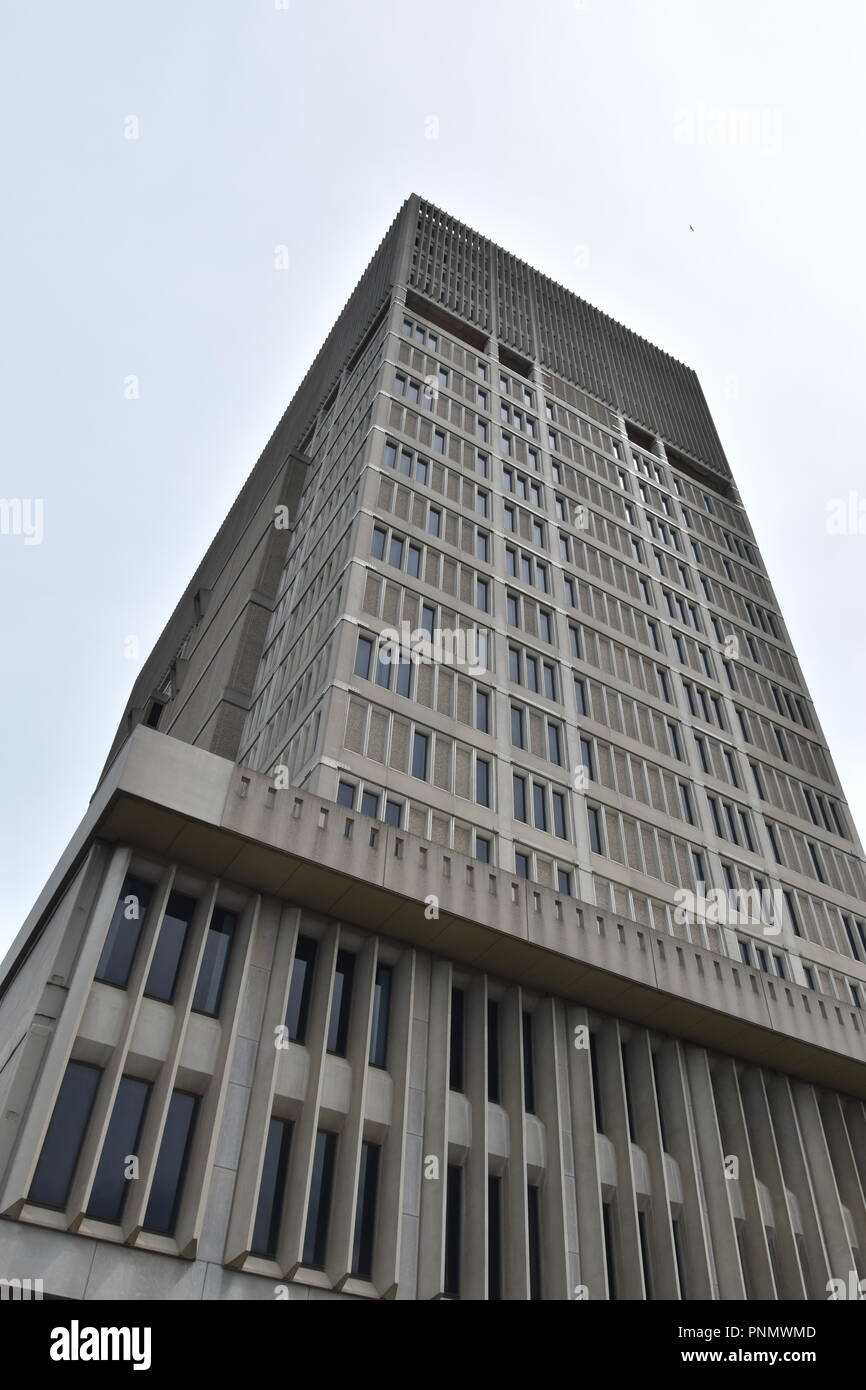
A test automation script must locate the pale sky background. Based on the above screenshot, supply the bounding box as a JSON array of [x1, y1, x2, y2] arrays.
[[2, 0, 865, 958]]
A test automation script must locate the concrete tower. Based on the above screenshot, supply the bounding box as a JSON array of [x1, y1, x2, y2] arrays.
[[1, 197, 864, 1302]]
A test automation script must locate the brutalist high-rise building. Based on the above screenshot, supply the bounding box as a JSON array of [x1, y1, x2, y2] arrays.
[[1, 196, 864, 1303]]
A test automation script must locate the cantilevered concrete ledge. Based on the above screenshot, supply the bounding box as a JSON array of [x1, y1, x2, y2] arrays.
[[4, 727, 866, 1098]]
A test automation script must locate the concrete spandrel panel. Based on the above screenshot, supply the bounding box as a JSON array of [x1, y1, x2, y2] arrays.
[[78, 982, 130, 1052], [319, 1054, 352, 1119], [630, 1143, 652, 1199], [447, 1089, 471, 1153], [274, 1042, 309, 1103], [596, 1132, 617, 1188], [128, 999, 175, 1065], [202, 1262, 305, 1300], [0, 1220, 96, 1300], [487, 1104, 509, 1163], [364, 1065, 393, 1131], [664, 1151, 685, 1208], [525, 1113, 546, 1172], [84, 1242, 208, 1301], [179, 1013, 221, 1076]]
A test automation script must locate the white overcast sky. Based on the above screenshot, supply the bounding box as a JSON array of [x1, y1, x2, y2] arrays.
[[2, 0, 865, 958]]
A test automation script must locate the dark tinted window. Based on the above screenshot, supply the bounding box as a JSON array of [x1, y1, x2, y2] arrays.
[[488, 1175, 502, 1301], [144, 892, 196, 1002], [621, 1043, 637, 1140], [527, 1185, 542, 1300], [487, 1000, 500, 1102], [327, 951, 354, 1056], [354, 635, 373, 679], [143, 1090, 198, 1234], [285, 936, 317, 1042], [444, 1164, 462, 1298], [603, 1202, 617, 1300], [411, 731, 429, 780], [192, 907, 236, 1016], [590, 1039, 604, 1132], [29, 1061, 101, 1210], [351, 1141, 380, 1280], [522, 1010, 536, 1113], [449, 988, 465, 1092], [87, 1076, 150, 1223], [302, 1131, 337, 1268], [95, 875, 153, 988], [368, 963, 392, 1068], [251, 1117, 293, 1258]]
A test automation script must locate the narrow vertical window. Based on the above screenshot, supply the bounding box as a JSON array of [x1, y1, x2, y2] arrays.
[[192, 906, 236, 1016], [475, 690, 490, 733], [692, 850, 706, 888], [513, 773, 527, 822], [354, 634, 373, 679], [444, 1164, 462, 1298], [144, 891, 196, 1003], [285, 936, 317, 1042], [532, 782, 547, 831], [475, 757, 491, 807], [621, 1042, 637, 1140], [590, 1039, 604, 1132], [651, 1051, 669, 1151], [351, 1141, 381, 1280], [807, 841, 826, 884], [327, 950, 355, 1056], [29, 1061, 102, 1210], [412, 731, 430, 781], [368, 962, 392, 1068], [638, 1210, 654, 1299], [95, 875, 153, 988], [143, 1090, 198, 1235], [488, 1175, 503, 1301], [522, 1010, 536, 1113], [527, 1185, 543, 1301], [302, 1131, 337, 1269], [450, 987, 465, 1092], [251, 1117, 293, 1258], [487, 999, 500, 1102], [784, 890, 802, 937], [87, 1075, 151, 1224], [580, 737, 594, 780], [587, 805, 603, 854], [672, 1219, 688, 1299], [602, 1202, 618, 1300], [666, 721, 682, 761], [511, 704, 525, 748]]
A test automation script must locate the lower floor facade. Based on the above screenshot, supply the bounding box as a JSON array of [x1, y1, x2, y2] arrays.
[[0, 731, 864, 1300]]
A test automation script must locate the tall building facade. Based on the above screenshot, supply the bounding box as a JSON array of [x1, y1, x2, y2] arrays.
[[1, 196, 864, 1302]]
